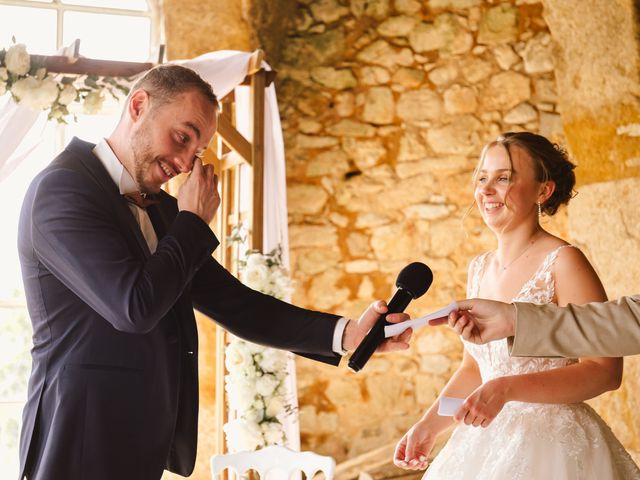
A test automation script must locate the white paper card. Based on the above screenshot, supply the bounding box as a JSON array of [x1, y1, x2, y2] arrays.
[[383, 301, 458, 338], [438, 396, 464, 416]]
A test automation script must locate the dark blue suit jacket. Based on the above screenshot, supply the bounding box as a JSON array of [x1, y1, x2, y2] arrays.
[[17, 138, 341, 479]]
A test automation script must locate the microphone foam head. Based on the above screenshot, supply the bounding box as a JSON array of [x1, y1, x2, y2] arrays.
[[396, 262, 433, 299]]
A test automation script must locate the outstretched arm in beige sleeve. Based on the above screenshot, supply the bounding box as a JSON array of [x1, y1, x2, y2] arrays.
[[512, 295, 640, 357], [437, 295, 640, 358]]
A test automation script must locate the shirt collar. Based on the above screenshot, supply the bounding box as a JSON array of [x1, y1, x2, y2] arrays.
[[92, 139, 138, 195]]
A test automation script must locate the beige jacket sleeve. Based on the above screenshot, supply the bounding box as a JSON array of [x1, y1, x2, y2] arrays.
[[509, 295, 640, 357]]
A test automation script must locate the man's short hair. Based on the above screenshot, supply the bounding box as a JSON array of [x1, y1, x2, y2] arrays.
[[129, 64, 218, 111]]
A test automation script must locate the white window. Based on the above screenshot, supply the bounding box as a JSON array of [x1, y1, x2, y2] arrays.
[[0, 1, 160, 477]]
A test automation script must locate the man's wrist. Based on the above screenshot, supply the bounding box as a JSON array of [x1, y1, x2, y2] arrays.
[[340, 319, 359, 353]]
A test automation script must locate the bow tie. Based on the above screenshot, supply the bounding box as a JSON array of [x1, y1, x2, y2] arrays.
[[123, 192, 160, 209]]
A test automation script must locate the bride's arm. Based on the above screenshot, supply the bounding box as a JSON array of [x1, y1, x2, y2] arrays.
[[394, 349, 482, 469], [395, 258, 483, 469], [498, 247, 622, 404], [457, 247, 621, 428]]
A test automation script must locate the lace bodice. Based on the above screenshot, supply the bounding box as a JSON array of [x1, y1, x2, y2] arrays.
[[465, 245, 578, 380]]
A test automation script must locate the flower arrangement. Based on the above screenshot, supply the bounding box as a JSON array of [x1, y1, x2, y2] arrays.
[[222, 243, 296, 453], [0, 39, 130, 123]]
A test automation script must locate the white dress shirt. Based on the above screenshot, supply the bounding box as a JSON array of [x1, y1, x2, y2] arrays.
[[93, 139, 158, 254]]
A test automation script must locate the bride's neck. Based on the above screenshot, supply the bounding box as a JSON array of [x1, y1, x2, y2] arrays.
[[495, 223, 542, 263]]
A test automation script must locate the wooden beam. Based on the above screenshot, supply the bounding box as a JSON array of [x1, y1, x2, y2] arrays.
[[240, 70, 277, 87], [214, 325, 227, 459], [219, 151, 245, 171], [32, 55, 153, 77], [247, 49, 264, 76], [250, 69, 266, 251], [217, 114, 252, 165]]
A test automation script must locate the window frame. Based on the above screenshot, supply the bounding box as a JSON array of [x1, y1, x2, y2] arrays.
[[0, 0, 161, 53], [0, 3, 162, 477]]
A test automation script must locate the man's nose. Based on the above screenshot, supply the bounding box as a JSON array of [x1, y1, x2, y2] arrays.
[[173, 152, 194, 173]]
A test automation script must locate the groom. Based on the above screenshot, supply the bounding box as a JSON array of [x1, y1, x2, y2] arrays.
[[17, 64, 412, 480]]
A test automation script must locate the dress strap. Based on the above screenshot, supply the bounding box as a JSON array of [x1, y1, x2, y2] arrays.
[[522, 244, 576, 304], [536, 244, 576, 278], [469, 252, 491, 298]]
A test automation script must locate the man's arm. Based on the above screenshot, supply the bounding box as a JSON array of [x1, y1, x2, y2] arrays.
[[27, 168, 218, 334], [512, 296, 640, 357], [191, 258, 412, 365]]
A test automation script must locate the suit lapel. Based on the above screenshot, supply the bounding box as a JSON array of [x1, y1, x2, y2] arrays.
[[67, 138, 152, 258]]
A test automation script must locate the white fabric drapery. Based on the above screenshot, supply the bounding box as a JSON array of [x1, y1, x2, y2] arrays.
[[0, 97, 43, 182], [0, 50, 298, 450], [179, 51, 299, 452]]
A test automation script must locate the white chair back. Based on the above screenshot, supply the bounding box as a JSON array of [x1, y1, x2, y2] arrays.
[[211, 445, 335, 479]]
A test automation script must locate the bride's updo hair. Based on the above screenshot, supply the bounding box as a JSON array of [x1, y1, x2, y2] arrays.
[[483, 132, 576, 216]]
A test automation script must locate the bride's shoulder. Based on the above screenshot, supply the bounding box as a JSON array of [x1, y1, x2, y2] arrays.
[[546, 241, 599, 281], [546, 242, 607, 303]]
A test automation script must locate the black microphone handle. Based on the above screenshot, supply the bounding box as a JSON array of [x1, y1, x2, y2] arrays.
[[348, 288, 414, 372]]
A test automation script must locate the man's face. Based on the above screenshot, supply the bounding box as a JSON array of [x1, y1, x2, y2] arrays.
[[130, 89, 217, 194]]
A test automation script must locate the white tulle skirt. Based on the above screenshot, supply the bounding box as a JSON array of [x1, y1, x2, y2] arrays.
[[423, 402, 640, 480]]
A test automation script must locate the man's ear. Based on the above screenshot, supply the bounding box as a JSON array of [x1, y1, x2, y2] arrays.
[[539, 180, 555, 204], [127, 89, 150, 122]]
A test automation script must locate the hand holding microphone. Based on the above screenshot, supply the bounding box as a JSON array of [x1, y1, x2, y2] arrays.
[[348, 262, 433, 372]]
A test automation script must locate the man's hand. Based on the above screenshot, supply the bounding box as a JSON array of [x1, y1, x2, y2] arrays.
[[342, 301, 411, 353], [177, 158, 220, 224], [429, 298, 516, 344]]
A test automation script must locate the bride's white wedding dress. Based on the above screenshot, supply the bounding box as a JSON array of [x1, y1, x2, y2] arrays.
[[423, 246, 640, 479]]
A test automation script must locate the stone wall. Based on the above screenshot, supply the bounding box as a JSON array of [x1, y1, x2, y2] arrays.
[[276, 0, 573, 463], [161, 0, 640, 474]]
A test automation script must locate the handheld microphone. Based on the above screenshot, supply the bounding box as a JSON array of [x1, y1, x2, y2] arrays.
[[348, 262, 433, 372]]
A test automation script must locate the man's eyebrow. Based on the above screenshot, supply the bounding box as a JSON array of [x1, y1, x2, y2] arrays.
[[479, 168, 511, 172], [184, 122, 201, 140]]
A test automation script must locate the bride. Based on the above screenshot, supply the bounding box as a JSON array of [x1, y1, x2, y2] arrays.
[[394, 132, 640, 479]]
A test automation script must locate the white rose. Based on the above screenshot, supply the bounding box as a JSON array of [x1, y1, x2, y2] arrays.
[[0, 67, 8, 81], [5, 44, 31, 75], [246, 253, 266, 268], [223, 419, 264, 452], [225, 377, 256, 412], [0, 81, 6, 97], [245, 341, 267, 355], [225, 339, 253, 373], [261, 421, 285, 446], [259, 348, 287, 373], [244, 406, 264, 424], [11, 76, 58, 111], [83, 90, 104, 114], [266, 396, 285, 417], [241, 263, 270, 291], [255, 373, 279, 397], [58, 84, 77, 106], [252, 398, 265, 412]]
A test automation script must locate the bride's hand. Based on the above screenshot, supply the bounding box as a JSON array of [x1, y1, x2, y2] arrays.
[[393, 419, 435, 470], [454, 377, 510, 428]]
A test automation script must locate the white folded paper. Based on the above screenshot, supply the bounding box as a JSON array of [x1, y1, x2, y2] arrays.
[[383, 301, 458, 338], [438, 396, 465, 416]]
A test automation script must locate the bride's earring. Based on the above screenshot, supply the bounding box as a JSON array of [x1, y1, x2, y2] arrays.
[[537, 201, 542, 219]]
